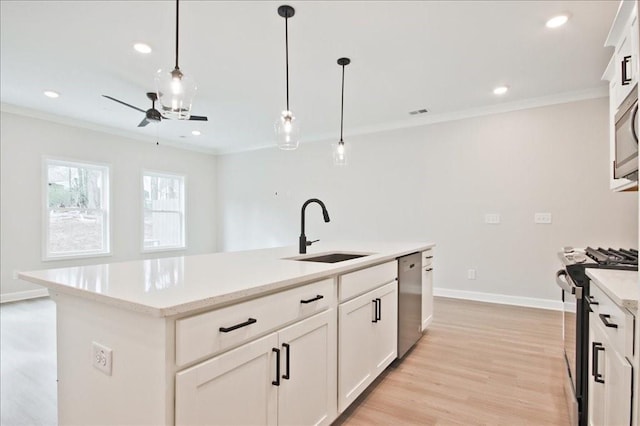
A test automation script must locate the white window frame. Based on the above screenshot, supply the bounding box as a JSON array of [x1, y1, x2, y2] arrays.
[[141, 170, 186, 253], [43, 157, 111, 261]]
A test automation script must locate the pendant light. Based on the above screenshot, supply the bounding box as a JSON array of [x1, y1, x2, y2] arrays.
[[275, 5, 300, 150], [333, 57, 351, 166], [155, 0, 196, 120]]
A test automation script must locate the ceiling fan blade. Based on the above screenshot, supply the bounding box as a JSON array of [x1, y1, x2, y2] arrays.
[[137, 118, 150, 127], [188, 115, 208, 121], [102, 95, 146, 113]]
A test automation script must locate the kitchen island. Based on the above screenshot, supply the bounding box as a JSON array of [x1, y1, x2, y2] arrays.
[[19, 241, 434, 426]]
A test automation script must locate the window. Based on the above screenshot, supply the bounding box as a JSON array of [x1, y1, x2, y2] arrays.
[[143, 172, 185, 251], [44, 159, 110, 260]]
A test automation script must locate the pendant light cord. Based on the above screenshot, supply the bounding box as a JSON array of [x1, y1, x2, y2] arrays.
[[285, 15, 290, 111], [340, 64, 345, 142], [175, 0, 180, 69]]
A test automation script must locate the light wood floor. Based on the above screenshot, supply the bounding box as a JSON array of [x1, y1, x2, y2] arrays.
[[0, 297, 568, 426], [335, 297, 569, 426]]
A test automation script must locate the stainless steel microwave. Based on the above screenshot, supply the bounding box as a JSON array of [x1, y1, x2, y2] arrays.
[[614, 85, 639, 180]]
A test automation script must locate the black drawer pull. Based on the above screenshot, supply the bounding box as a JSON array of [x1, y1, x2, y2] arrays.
[[282, 343, 291, 380], [219, 318, 257, 333], [272, 348, 280, 386], [592, 342, 605, 384], [372, 299, 378, 323], [376, 297, 382, 321], [425, 268, 433, 272], [599, 314, 618, 328], [622, 55, 632, 85], [587, 296, 599, 305], [300, 294, 324, 304], [425, 256, 433, 259]]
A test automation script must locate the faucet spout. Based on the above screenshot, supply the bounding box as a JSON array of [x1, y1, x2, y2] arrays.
[[299, 198, 331, 254]]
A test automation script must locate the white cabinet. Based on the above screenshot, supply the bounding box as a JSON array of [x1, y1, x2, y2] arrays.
[[277, 309, 337, 426], [338, 280, 398, 413], [603, 0, 639, 191], [176, 309, 337, 426], [421, 250, 434, 331], [175, 333, 279, 426], [587, 285, 634, 426]]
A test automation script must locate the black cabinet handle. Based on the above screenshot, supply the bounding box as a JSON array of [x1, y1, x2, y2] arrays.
[[282, 343, 290, 380], [599, 314, 618, 328], [622, 55, 632, 86], [272, 348, 280, 386], [376, 297, 382, 321], [300, 294, 324, 304], [425, 268, 433, 272], [372, 299, 378, 323], [219, 318, 257, 333], [587, 296, 599, 305], [424, 256, 433, 259], [592, 342, 605, 384]]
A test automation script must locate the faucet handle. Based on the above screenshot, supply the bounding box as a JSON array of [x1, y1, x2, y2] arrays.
[[307, 239, 319, 246]]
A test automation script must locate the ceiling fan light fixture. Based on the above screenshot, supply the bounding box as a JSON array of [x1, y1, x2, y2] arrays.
[[275, 5, 300, 150], [155, 0, 196, 120]]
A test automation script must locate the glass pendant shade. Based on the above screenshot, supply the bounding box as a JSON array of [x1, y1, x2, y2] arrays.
[[155, 67, 196, 120], [333, 140, 349, 166], [275, 110, 300, 150]]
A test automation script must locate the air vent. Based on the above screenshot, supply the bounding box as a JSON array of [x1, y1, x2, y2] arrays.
[[409, 108, 428, 115]]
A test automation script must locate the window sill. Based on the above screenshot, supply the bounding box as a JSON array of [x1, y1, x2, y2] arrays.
[[42, 251, 112, 262]]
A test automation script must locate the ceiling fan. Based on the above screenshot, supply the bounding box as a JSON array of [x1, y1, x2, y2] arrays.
[[102, 92, 208, 127]]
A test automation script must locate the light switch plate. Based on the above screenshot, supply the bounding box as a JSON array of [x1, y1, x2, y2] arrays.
[[534, 213, 552, 224], [484, 213, 501, 224]]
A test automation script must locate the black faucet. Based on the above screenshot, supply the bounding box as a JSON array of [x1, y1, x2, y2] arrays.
[[299, 198, 330, 254]]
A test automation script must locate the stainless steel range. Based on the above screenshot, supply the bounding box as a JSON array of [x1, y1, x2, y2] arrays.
[[556, 247, 638, 426]]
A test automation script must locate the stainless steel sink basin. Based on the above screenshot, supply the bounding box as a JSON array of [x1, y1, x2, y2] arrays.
[[287, 252, 372, 263]]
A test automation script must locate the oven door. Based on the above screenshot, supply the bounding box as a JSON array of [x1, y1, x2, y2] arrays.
[[557, 269, 582, 425]]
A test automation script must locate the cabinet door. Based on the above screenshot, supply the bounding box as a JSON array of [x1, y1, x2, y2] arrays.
[[338, 289, 377, 412], [421, 266, 433, 331], [588, 315, 606, 426], [277, 309, 337, 426], [371, 282, 398, 376], [338, 281, 398, 413], [175, 333, 278, 426], [603, 344, 632, 426]]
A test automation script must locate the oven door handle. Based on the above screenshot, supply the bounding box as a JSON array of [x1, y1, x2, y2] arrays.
[[556, 270, 582, 298]]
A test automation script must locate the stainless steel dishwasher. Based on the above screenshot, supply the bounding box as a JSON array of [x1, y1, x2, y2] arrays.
[[397, 252, 422, 358]]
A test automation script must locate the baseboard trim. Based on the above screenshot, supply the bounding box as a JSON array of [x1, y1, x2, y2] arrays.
[[0, 289, 49, 304], [433, 288, 562, 311]]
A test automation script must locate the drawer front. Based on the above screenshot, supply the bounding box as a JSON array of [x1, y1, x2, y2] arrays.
[[422, 250, 433, 268], [339, 261, 397, 302], [176, 278, 335, 367], [590, 284, 633, 359]]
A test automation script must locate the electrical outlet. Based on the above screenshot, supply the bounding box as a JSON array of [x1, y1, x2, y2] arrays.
[[92, 342, 112, 376], [534, 213, 552, 224], [467, 269, 476, 280], [484, 214, 500, 224]]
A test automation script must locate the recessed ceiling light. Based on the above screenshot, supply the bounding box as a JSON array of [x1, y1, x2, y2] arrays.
[[43, 90, 60, 98], [546, 14, 569, 28], [493, 86, 509, 95], [191, 130, 201, 136], [133, 43, 152, 54]]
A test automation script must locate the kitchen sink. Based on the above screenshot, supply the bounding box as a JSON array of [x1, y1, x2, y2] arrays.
[[287, 252, 372, 263]]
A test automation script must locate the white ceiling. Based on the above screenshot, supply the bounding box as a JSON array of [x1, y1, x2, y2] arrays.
[[0, 1, 619, 154]]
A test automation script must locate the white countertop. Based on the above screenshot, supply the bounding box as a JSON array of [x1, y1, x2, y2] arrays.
[[19, 241, 433, 317], [586, 269, 639, 312]]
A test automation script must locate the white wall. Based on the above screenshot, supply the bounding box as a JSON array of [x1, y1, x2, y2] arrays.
[[216, 97, 638, 305], [0, 111, 217, 300]]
